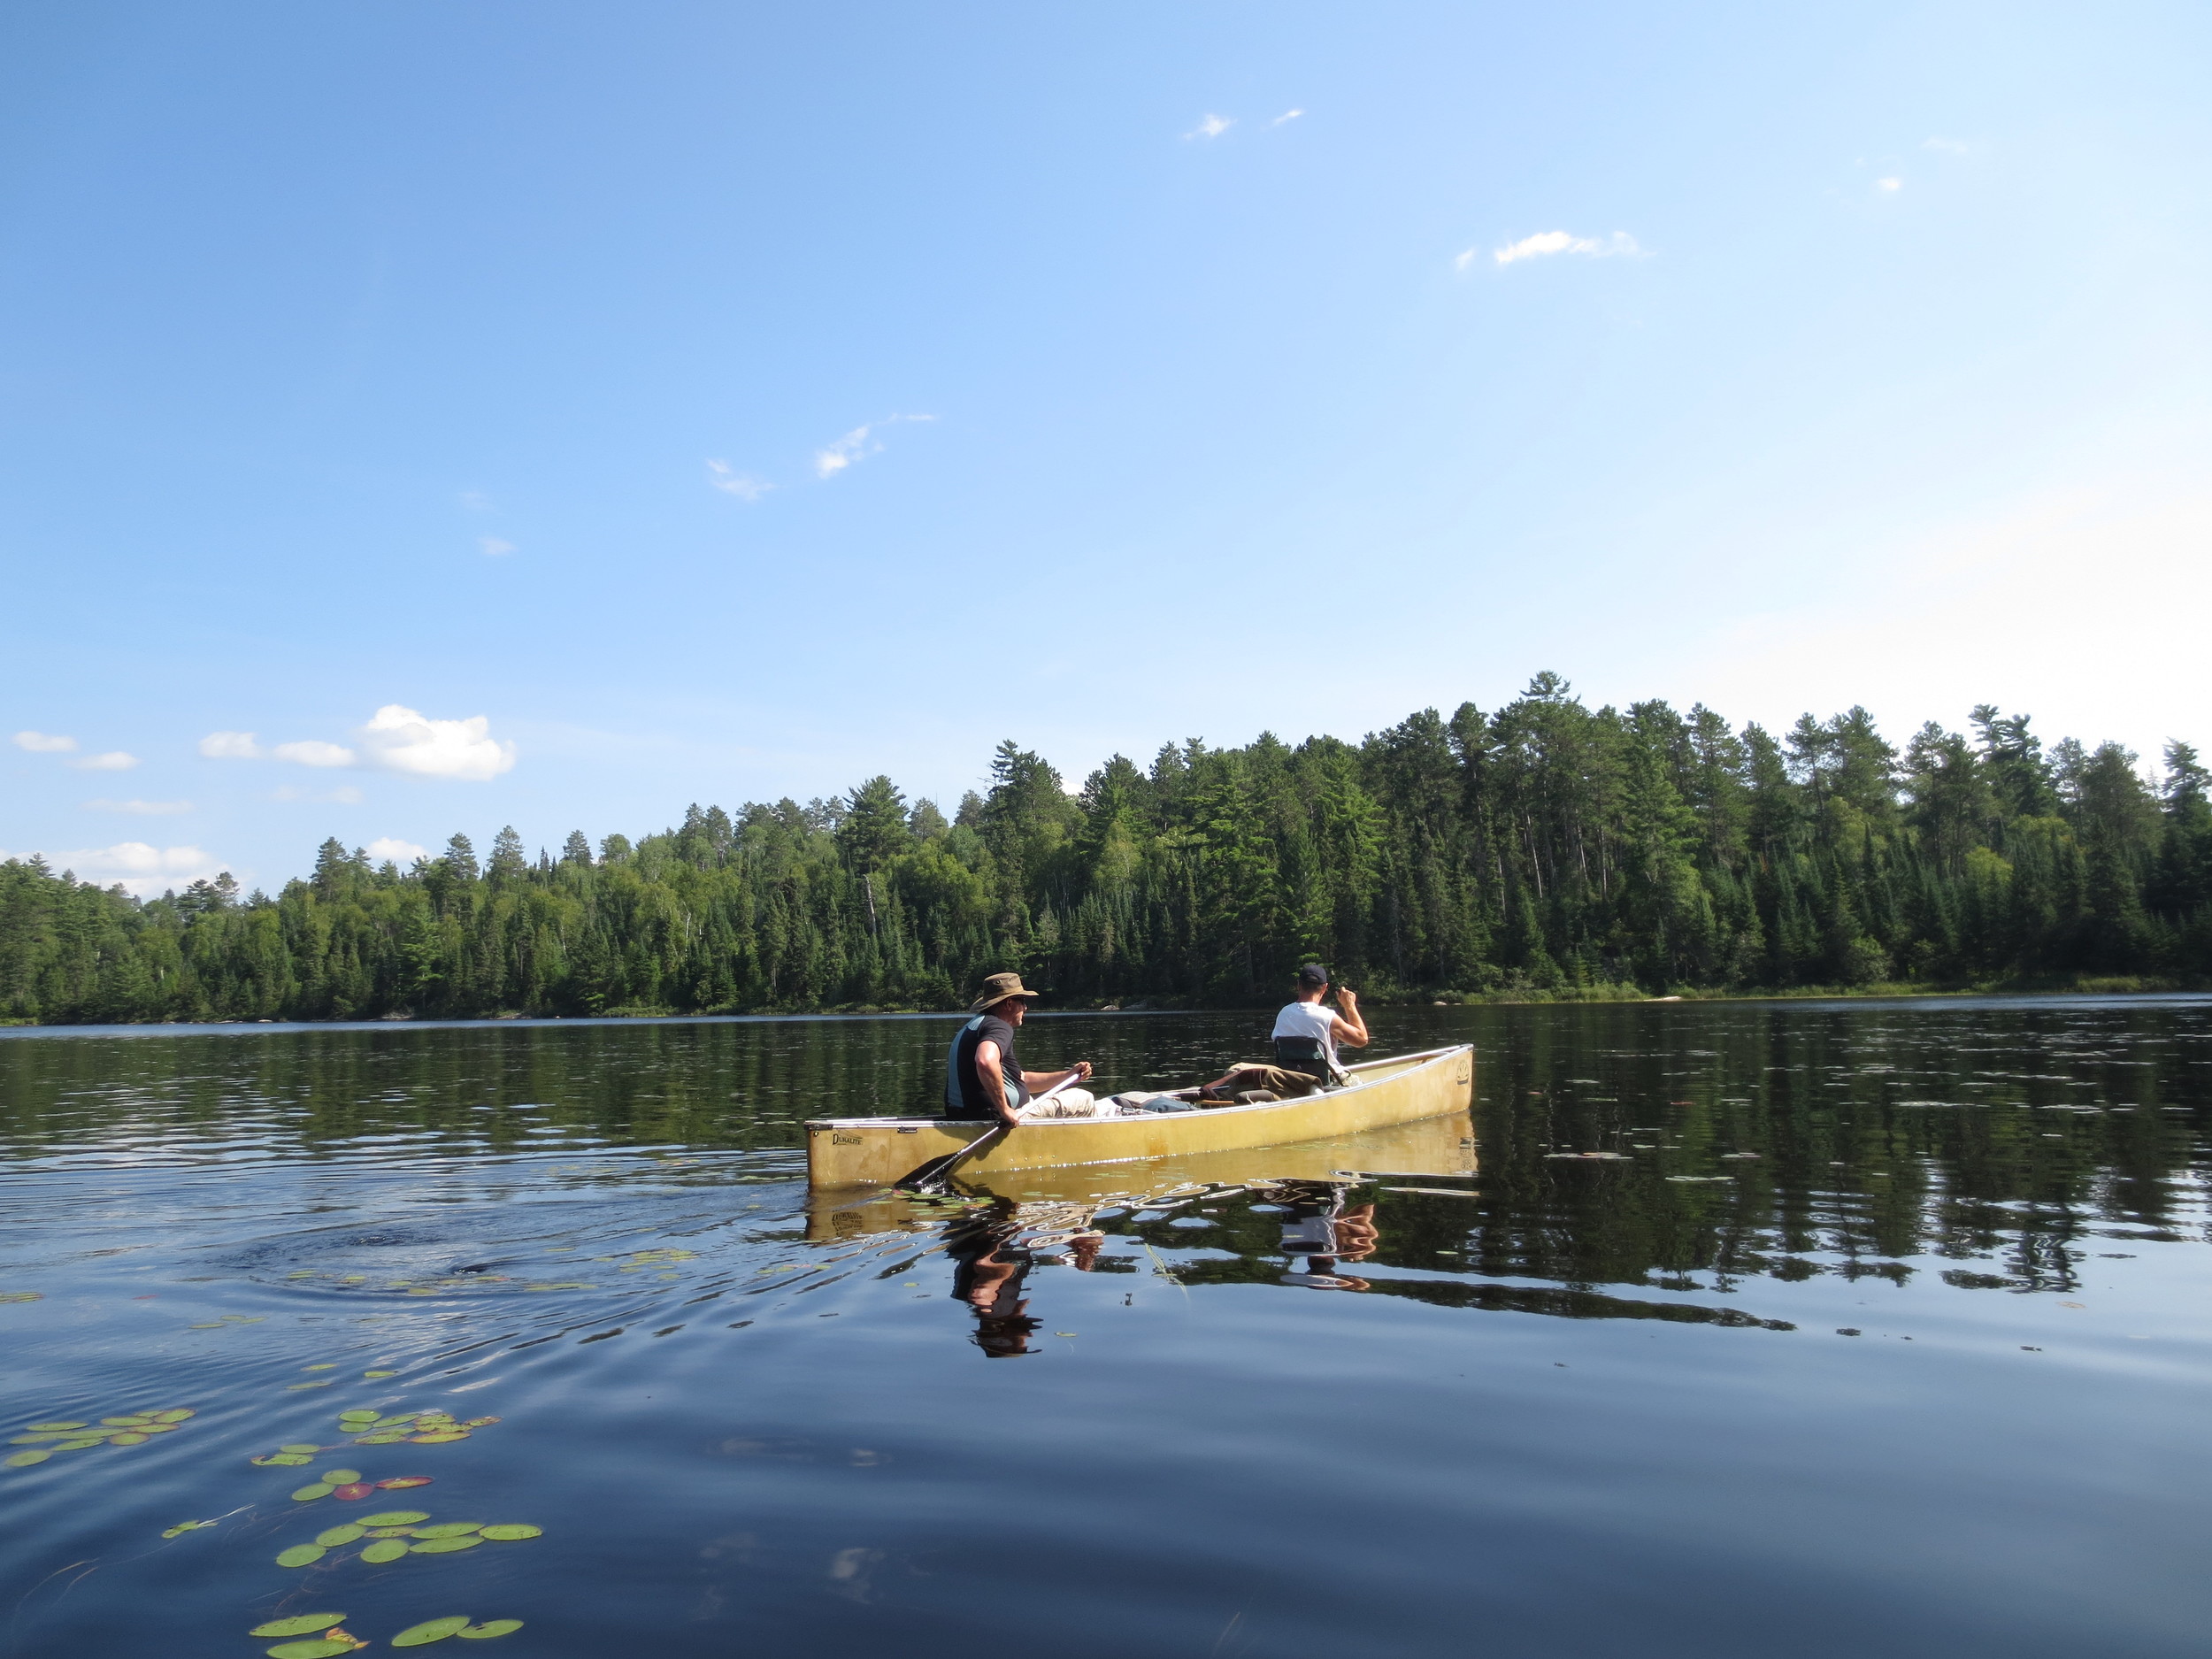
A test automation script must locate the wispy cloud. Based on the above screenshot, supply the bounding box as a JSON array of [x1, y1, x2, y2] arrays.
[[271, 740, 357, 768], [1877, 176, 1903, 192], [1471, 229, 1646, 271], [706, 459, 772, 501], [271, 784, 365, 805], [67, 751, 140, 772], [365, 836, 426, 864], [479, 536, 516, 557], [1184, 113, 1233, 141], [199, 731, 262, 759], [1271, 109, 1304, 127], [83, 798, 193, 815], [1923, 136, 1970, 156], [459, 489, 493, 512], [813, 414, 936, 482], [12, 730, 76, 753]]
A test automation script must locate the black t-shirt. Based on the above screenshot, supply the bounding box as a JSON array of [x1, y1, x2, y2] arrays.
[[949, 1014, 1026, 1118]]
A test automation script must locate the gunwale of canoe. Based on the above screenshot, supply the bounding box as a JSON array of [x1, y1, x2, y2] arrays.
[[803, 1043, 1475, 1188]]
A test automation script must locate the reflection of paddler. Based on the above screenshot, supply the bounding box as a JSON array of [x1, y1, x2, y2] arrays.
[[1268, 1179, 1378, 1290], [942, 1197, 1109, 1357]]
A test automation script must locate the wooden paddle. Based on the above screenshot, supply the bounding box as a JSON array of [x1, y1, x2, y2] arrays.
[[898, 1071, 1086, 1194]]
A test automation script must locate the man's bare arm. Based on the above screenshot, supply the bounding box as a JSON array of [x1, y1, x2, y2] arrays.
[[1330, 987, 1369, 1048], [973, 1040, 1023, 1128]]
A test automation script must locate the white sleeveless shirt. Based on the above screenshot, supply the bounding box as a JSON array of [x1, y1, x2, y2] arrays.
[[1271, 999, 1337, 1063]]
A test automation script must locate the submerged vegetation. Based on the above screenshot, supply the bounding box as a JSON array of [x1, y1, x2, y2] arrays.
[[3, 676, 2209, 1024]]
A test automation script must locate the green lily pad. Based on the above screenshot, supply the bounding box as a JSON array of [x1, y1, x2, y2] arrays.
[[361, 1509, 431, 1525], [250, 1613, 348, 1638], [410, 1534, 485, 1554], [315, 1523, 365, 1547], [266, 1641, 355, 1659], [365, 1525, 415, 1538], [55, 1438, 104, 1451], [4, 1450, 50, 1467], [457, 1621, 524, 1640], [152, 1408, 195, 1422], [102, 1415, 152, 1426], [412, 1432, 469, 1444], [318, 1468, 362, 1484], [291, 1483, 335, 1502], [303, 1363, 337, 1371], [160, 1519, 214, 1537], [288, 1382, 334, 1391], [478, 1525, 541, 1541], [109, 1432, 150, 1445], [280, 1442, 323, 1454], [411, 1523, 482, 1539], [26, 1421, 85, 1432], [338, 1411, 378, 1424], [354, 1432, 411, 1445], [391, 1617, 472, 1646], [275, 1542, 328, 1568], [9, 1433, 65, 1444], [270, 1453, 316, 1466], [359, 1537, 410, 1563], [364, 1370, 396, 1379]]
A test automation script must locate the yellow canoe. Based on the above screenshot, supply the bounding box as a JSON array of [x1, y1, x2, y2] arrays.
[[803, 1043, 1474, 1189]]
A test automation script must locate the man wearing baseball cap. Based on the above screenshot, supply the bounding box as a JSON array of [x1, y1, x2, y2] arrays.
[[944, 972, 1095, 1127]]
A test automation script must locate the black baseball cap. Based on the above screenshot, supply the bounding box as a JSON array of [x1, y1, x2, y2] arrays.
[[1296, 963, 1330, 987]]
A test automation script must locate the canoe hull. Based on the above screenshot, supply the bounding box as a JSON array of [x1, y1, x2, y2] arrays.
[[804, 1044, 1474, 1188]]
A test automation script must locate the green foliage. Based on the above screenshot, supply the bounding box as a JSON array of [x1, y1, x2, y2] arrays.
[[3, 681, 2206, 1024]]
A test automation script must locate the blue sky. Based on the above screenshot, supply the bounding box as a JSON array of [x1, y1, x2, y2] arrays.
[[4, 2, 2208, 895]]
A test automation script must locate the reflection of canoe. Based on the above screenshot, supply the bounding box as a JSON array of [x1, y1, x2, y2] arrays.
[[803, 1108, 1478, 1240], [804, 1044, 1474, 1190]]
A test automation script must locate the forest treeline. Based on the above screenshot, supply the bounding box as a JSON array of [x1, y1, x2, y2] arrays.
[[4, 674, 2210, 1024]]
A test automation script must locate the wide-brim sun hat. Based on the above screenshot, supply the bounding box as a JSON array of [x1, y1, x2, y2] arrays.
[[969, 972, 1041, 1011]]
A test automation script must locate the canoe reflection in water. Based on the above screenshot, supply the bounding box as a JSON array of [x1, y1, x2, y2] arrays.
[[943, 1197, 1110, 1358]]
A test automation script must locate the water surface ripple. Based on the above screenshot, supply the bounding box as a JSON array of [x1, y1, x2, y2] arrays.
[[3, 997, 2208, 1657]]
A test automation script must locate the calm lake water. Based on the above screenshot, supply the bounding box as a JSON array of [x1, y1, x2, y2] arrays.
[[4, 995, 2209, 1658]]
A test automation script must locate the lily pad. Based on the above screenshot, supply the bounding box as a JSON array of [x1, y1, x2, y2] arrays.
[[291, 1483, 336, 1502], [151, 1409, 194, 1422], [457, 1621, 524, 1640], [315, 1523, 365, 1547], [410, 1534, 485, 1554], [333, 1483, 374, 1502], [289, 1381, 335, 1390], [377, 1476, 433, 1489], [280, 1443, 324, 1454], [361, 1509, 431, 1525], [478, 1525, 541, 1541], [160, 1520, 214, 1538], [412, 1432, 469, 1444], [55, 1438, 104, 1450], [9, 1433, 66, 1444], [353, 1432, 411, 1445], [303, 1363, 338, 1371], [391, 1617, 472, 1647], [140, 1422, 180, 1433], [250, 1613, 348, 1638], [275, 1542, 328, 1568], [4, 1450, 50, 1467], [268, 1453, 316, 1466], [26, 1422, 85, 1432], [365, 1525, 415, 1538], [108, 1432, 150, 1446], [266, 1641, 355, 1659], [103, 1415, 152, 1426], [364, 1371, 396, 1379], [412, 1523, 483, 1538], [338, 1411, 379, 1424], [318, 1468, 363, 1484], [463, 1417, 502, 1427], [360, 1538, 411, 1563]]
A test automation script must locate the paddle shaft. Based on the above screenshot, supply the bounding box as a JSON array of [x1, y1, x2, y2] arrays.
[[902, 1068, 1086, 1193]]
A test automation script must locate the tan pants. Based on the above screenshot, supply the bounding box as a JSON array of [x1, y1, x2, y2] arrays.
[[1020, 1088, 1099, 1119], [1210, 1065, 1325, 1100]]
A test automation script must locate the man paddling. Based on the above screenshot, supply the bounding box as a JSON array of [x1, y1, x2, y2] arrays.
[[1196, 962, 1369, 1102], [945, 972, 1095, 1127]]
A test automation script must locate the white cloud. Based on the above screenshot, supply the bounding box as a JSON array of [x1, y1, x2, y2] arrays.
[[1480, 229, 1647, 269], [1185, 113, 1233, 140], [1271, 109, 1303, 126], [272, 740, 357, 769], [199, 731, 262, 759], [356, 703, 517, 781], [83, 798, 194, 815], [815, 426, 878, 479], [270, 784, 365, 804], [459, 489, 492, 511], [1923, 136, 1970, 156], [68, 751, 140, 772], [365, 836, 427, 864], [479, 536, 516, 557], [13, 730, 77, 753], [1877, 176, 1903, 192], [25, 841, 225, 897], [707, 460, 772, 501]]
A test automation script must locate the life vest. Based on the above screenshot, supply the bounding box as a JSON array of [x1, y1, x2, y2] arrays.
[[945, 1016, 1031, 1115]]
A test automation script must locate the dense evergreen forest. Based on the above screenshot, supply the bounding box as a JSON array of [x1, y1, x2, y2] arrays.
[[4, 676, 2209, 1025]]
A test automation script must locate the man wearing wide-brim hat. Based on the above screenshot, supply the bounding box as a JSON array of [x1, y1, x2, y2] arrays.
[[945, 972, 1095, 1126]]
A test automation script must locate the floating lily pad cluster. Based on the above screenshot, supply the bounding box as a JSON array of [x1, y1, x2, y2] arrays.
[[163, 1518, 219, 1538], [275, 1508, 542, 1568], [598, 1247, 699, 1277], [247, 1610, 522, 1655], [345, 1408, 501, 1445], [0, 1290, 42, 1303], [6, 1406, 194, 1466]]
